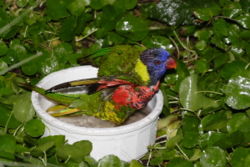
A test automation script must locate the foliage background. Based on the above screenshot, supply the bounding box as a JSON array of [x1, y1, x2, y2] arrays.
[[0, 0, 250, 166]]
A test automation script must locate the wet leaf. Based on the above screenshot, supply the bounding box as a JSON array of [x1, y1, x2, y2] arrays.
[[179, 74, 219, 111], [142, 0, 193, 26], [235, 14, 250, 29], [200, 147, 226, 167], [116, 14, 148, 41], [199, 131, 243, 149], [224, 75, 250, 110], [222, 2, 242, 18], [142, 35, 174, 53], [193, 3, 220, 21], [24, 119, 45, 137]]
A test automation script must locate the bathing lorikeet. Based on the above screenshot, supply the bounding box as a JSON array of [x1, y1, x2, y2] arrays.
[[29, 45, 176, 124]]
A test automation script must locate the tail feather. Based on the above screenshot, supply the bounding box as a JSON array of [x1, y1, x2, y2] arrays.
[[47, 78, 100, 92], [19, 83, 78, 105]]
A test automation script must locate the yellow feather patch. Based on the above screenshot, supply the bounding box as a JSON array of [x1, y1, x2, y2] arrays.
[[70, 79, 98, 86], [134, 59, 150, 84], [93, 101, 123, 124]]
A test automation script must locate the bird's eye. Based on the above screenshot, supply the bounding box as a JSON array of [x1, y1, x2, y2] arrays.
[[153, 60, 161, 65]]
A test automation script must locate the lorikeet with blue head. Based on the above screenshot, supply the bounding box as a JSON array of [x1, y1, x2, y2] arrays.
[[28, 45, 176, 125]]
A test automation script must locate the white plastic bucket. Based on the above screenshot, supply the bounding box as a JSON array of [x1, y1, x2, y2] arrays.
[[31, 66, 163, 161]]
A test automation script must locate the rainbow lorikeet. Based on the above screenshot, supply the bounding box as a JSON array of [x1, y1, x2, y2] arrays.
[[30, 45, 176, 125]]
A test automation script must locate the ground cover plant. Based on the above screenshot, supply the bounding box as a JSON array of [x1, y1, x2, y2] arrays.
[[0, 0, 250, 166]]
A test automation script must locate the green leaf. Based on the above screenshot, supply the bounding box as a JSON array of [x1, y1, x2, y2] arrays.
[[235, 14, 250, 29], [195, 40, 207, 51], [0, 59, 8, 72], [114, 0, 137, 10], [46, 0, 70, 20], [181, 116, 200, 148], [230, 43, 245, 56], [16, 0, 28, 8], [24, 119, 45, 137], [0, 104, 21, 129], [193, 3, 220, 21], [210, 35, 228, 50], [219, 61, 247, 80], [8, 40, 27, 63], [199, 131, 243, 149], [129, 160, 143, 167], [59, 16, 78, 41], [222, 2, 242, 18], [38, 135, 65, 148], [97, 155, 127, 167], [200, 147, 226, 167], [142, 35, 175, 53], [67, 0, 88, 16], [194, 58, 209, 74], [227, 113, 249, 133], [231, 147, 250, 167], [31, 135, 65, 156], [31, 141, 55, 157], [224, 75, 250, 110], [212, 19, 229, 37], [21, 62, 38, 76], [116, 14, 148, 41], [56, 140, 92, 162], [12, 92, 35, 123], [0, 134, 16, 160], [179, 74, 219, 111], [0, 40, 8, 56], [200, 111, 230, 131], [213, 53, 229, 69], [142, 0, 193, 26], [167, 158, 193, 167]]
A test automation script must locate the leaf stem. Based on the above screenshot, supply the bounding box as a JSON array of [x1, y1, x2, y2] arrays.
[[4, 109, 14, 134], [169, 36, 180, 58], [0, 52, 42, 75], [176, 144, 189, 160], [0, 7, 33, 36], [173, 30, 198, 60], [196, 91, 224, 95]]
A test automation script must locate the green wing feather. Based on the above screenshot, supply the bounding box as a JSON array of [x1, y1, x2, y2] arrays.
[[98, 45, 150, 85]]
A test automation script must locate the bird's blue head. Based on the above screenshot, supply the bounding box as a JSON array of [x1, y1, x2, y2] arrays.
[[140, 48, 176, 85]]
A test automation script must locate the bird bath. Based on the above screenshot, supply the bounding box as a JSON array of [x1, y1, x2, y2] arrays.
[[31, 66, 164, 161]]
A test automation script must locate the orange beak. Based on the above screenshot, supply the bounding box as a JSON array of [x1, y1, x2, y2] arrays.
[[166, 57, 177, 69]]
